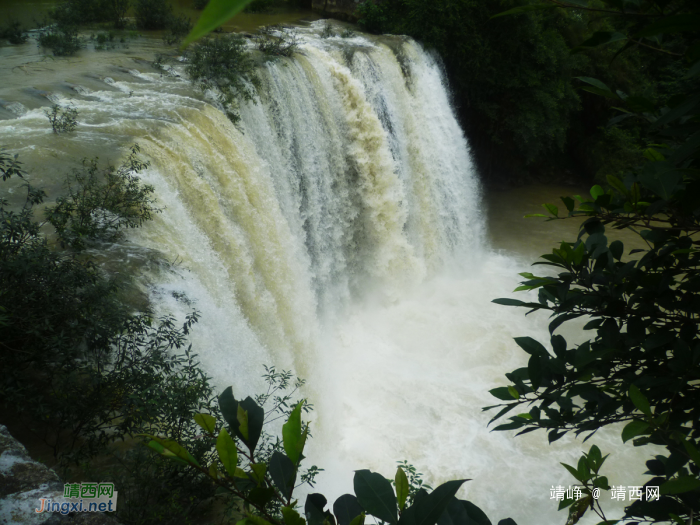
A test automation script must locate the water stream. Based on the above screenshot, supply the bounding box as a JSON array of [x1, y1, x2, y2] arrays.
[[0, 23, 650, 525]]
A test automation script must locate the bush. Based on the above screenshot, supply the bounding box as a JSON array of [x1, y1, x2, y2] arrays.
[[135, 0, 172, 30], [185, 34, 259, 123], [356, 0, 388, 34], [45, 104, 78, 133], [193, 0, 209, 9], [1, 147, 223, 524], [244, 0, 276, 13], [45, 146, 160, 249], [163, 14, 192, 45], [49, 0, 131, 28], [0, 19, 28, 44], [487, 5, 700, 521], [320, 21, 335, 38], [255, 25, 300, 59], [104, 0, 131, 28], [38, 26, 84, 56]]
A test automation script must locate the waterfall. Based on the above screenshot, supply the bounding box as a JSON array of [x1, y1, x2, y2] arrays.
[[0, 23, 646, 525]]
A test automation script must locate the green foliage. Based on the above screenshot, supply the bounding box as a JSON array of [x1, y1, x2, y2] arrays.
[[45, 145, 160, 249], [356, 0, 584, 178], [135, 0, 172, 30], [489, 2, 700, 522], [320, 21, 335, 39], [356, 0, 388, 35], [147, 381, 516, 525], [185, 34, 259, 123], [0, 147, 224, 525], [38, 26, 84, 56], [182, 0, 254, 47], [392, 462, 433, 508], [45, 104, 78, 133], [255, 25, 300, 59], [164, 15, 193, 45], [48, 0, 130, 28], [193, 0, 209, 9], [104, 0, 131, 28], [244, 0, 276, 14], [0, 19, 28, 44]]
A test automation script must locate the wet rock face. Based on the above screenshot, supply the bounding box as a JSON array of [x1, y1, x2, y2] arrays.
[[0, 429, 60, 499], [0, 426, 120, 525]]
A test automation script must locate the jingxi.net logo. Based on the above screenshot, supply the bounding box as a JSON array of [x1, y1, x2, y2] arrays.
[[35, 482, 118, 515]]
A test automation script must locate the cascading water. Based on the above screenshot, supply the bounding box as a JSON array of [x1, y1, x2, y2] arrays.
[[0, 22, 650, 525]]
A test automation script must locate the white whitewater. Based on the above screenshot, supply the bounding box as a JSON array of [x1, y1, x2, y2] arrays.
[[0, 23, 649, 525]]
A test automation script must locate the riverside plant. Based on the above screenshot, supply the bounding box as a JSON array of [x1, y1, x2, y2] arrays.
[[143, 385, 519, 525]]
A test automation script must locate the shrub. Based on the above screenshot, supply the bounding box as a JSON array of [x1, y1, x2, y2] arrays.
[[255, 25, 299, 59], [1, 147, 221, 523], [0, 19, 28, 44], [135, 0, 172, 30], [356, 0, 388, 34], [320, 21, 335, 38], [45, 104, 78, 133], [244, 0, 276, 13], [45, 145, 160, 249], [185, 34, 259, 123], [103, 0, 131, 28], [163, 14, 192, 45], [193, 0, 209, 9], [38, 26, 84, 56]]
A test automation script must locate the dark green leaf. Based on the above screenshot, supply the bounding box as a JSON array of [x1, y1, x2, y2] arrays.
[[609, 241, 623, 261], [305, 494, 328, 525], [543, 203, 559, 217], [194, 413, 217, 434], [399, 480, 468, 525], [354, 470, 398, 525], [514, 337, 548, 357], [561, 462, 582, 482], [491, 298, 543, 308], [528, 355, 542, 390], [334, 495, 364, 525], [141, 434, 200, 467], [489, 387, 516, 401], [490, 4, 557, 19], [269, 451, 296, 500], [216, 428, 238, 478], [282, 507, 306, 525], [629, 385, 651, 416], [219, 386, 239, 431], [577, 31, 626, 48], [248, 486, 276, 508], [575, 78, 616, 99], [655, 95, 700, 127], [659, 476, 700, 495], [436, 498, 467, 525], [621, 420, 650, 443], [239, 396, 264, 451], [462, 501, 492, 525], [634, 15, 700, 38]]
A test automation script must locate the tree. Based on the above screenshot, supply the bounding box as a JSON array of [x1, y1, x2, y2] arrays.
[[487, 1, 699, 523]]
